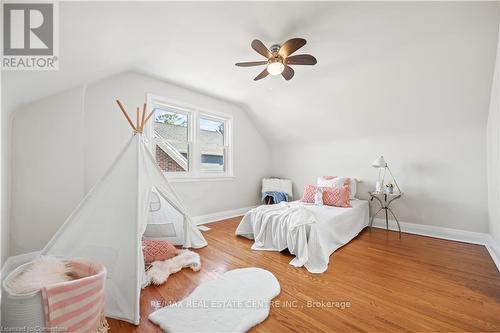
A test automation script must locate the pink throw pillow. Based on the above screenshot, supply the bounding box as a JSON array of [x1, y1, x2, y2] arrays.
[[301, 184, 317, 203], [142, 239, 179, 263], [323, 185, 351, 208]]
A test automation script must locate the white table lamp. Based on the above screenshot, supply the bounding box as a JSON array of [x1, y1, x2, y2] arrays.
[[372, 155, 402, 193]]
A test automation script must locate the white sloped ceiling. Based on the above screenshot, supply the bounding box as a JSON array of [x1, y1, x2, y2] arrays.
[[3, 2, 499, 144]]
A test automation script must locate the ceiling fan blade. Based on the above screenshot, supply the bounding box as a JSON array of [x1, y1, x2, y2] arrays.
[[251, 39, 273, 59], [254, 68, 269, 81], [282, 65, 295, 81], [286, 54, 317, 65], [235, 61, 268, 67], [279, 38, 307, 58]]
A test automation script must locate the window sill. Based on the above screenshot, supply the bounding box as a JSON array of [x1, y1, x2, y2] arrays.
[[166, 175, 235, 183]]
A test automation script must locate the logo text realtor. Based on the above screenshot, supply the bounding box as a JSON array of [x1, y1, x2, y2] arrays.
[[2, 2, 59, 70]]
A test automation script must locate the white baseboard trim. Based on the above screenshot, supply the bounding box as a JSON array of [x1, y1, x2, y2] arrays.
[[372, 218, 487, 245], [193, 206, 254, 225], [372, 218, 500, 271], [485, 235, 500, 271]]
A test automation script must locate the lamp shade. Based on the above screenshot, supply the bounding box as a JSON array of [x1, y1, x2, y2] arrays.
[[372, 156, 386, 168]]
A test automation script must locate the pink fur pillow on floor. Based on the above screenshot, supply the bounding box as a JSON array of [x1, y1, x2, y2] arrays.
[[143, 239, 180, 263]]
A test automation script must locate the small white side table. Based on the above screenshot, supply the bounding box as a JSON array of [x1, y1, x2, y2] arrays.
[[368, 191, 403, 238]]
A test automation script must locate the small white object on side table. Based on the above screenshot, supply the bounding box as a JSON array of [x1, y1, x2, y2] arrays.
[[368, 191, 403, 238]]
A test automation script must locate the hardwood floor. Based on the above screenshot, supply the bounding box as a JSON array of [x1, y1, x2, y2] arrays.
[[108, 217, 500, 332]]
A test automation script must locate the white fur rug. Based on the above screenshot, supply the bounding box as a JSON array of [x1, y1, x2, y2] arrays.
[[149, 267, 280, 333], [145, 250, 201, 286]]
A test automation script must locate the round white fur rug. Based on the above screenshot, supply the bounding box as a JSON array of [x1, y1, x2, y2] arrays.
[[148, 267, 281, 333]]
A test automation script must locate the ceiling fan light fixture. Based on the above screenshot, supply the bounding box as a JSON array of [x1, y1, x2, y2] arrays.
[[267, 61, 285, 76], [236, 38, 316, 81]]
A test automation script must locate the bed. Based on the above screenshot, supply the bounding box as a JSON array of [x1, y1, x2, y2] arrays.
[[235, 200, 369, 273]]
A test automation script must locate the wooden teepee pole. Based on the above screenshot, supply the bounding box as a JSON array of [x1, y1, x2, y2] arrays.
[[116, 100, 136, 132], [136, 107, 140, 131], [140, 103, 147, 132], [143, 109, 155, 126]]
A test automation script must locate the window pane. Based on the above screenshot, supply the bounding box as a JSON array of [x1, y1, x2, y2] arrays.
[[200, 146, 225, 172], [199, 117, 225, 172], [155, 142, 188, 172], [153, 108, 189, 172], [200, 117, 224, 145], [154, 108, 188, 142]]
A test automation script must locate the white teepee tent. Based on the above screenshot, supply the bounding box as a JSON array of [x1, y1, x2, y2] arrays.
[[3, 100, 207, 325]]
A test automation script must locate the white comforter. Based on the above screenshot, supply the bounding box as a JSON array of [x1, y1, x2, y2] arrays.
[[235, 200, 369, 273]]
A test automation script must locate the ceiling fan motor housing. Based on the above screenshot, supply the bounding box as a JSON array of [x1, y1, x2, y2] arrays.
[[270, 44, 281, 54]]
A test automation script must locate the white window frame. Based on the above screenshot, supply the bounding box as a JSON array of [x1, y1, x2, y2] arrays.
[[198, 113, 232, 175], [146, 93, 234, 182]]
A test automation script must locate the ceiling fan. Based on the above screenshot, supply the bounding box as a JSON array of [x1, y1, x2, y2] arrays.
[[235, 38, 317, 81]]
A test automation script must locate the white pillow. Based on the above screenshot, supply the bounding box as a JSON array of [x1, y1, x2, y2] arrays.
[[347, 178, 357, 199], [317, 176, 344, 188], [317, 176, 357, 199], [314, 187, 324, 206]]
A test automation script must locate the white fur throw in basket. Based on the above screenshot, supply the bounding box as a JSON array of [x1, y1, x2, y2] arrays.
[[2, 255, 108, 332]]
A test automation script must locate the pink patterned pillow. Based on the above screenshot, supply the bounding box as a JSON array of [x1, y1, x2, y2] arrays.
[[322, 185, 351, 208], [142, 239, 179, 263], [301, 184, 317, 203]]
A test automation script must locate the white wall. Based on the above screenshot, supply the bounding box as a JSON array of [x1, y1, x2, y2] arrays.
[[271, 124, 489, 233], [11, 87, 86, 254], [9, 72, 270, 255], [487, 23, 500, 253], [1, 72, 6, 264], [267, 4, 499, 235], [1, 111, 12, 264]]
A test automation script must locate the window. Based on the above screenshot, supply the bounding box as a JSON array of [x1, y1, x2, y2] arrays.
[[199, 116, 225, 173], [152, 108, 190, 173], [147, 94, 233, 180]]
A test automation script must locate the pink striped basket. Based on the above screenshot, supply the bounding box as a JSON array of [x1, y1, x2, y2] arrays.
[[2, 257, 108, 333]]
